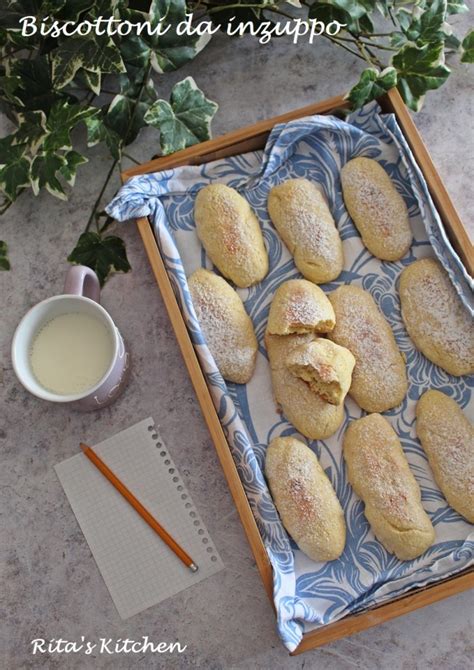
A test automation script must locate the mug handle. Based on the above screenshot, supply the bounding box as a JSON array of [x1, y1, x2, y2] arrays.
[[64, 265, 101, 303]]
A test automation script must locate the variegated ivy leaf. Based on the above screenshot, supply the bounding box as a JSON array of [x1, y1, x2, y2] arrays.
[[309, 1, 372, 34], [100, 74, 157, 149], [68, 232, 131, 286], [119, 6, 153, 76], [144, 76, 218, 155], [0, 136, 30, 201], [13, 110, 48, 152], [90, 0, 124, 15], [30, 152, 68, 200], [144, 0, 211, 73], [395, 7, 412, 33], [81, 68, 102, 97], [2, 105, 93, 201], [444, 33, 461, 51], [43, 101, 98, 153], [56, 0, 95, 20], [399, 0, 448, 46], [0, 73, 24, 109], [151, 30, 212, 72], [419, 0, 448, 43], [59, 150, 88, 187], [85, 74, 159, 155], [51, 35, 126, 90], [390, 31, 407, 49], [446, 0, 468, 14], [461, 30, 474, 63], [321, 0, 369, 21], [375, 1, 389, 17], [309, 2, 350, 25], [84, 113, 122, 160], [212, 5, 273, 33], [346, 67, 397, 109], [41, 0, 68, 13], [0, 22, 30, 52], [5, 57, 64, 113], [119, 34, 151, 79], [0, 241, 10, 271], [106, 94, 152, 147], [0, 0, 40, 32], [119, 74, 157, 103], [393, 41, 450, 112], [149, 0, 176, 24]]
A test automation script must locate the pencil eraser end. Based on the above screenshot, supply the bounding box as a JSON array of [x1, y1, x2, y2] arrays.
[[189, 563, 199, 573]]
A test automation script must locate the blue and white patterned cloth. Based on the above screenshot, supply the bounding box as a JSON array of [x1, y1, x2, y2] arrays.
[[107, 102, 473, 652]]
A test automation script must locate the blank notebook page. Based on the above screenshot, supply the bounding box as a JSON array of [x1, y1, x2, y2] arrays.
[[55, 418, 224, 619]]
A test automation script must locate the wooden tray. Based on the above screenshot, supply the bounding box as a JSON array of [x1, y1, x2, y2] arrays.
[[122, 88, 473, 654]]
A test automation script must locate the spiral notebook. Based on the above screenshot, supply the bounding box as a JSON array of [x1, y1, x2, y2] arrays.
[[55, 418, 224, 619]]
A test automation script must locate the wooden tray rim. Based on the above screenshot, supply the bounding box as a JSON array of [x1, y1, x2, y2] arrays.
[[125, 88, 473, 653]]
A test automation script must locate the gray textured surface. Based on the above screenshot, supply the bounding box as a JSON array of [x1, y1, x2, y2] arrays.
[[1, 23, 473, 670]]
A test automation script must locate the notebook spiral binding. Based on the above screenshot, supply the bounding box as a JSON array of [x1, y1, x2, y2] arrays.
[[147, 421, 219, 564]]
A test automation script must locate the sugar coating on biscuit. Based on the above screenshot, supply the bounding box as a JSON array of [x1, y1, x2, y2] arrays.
[[272, 180, 338, 261], [416, 390, 474, 523], [341, 157, 412, 260], [400, 258, 474, 376], [268, 179, 343, 283], [343, 414, 435, 560], [267, 279, 335, 336], [194, 184, 268, 288], [328, 286, 407, 412], [266, 436, 346, 561], [347, 417, 415, 524], [188, 269, 257, 383]]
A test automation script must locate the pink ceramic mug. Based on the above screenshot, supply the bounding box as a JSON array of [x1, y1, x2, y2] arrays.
[[12, 266, 130, 411]]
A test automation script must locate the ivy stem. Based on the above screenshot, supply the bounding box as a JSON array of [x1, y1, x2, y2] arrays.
[[321, 34, 367, 62], [122, 152, 141, 165], [181, 0, 394, 63], [346, 28, 383, 67], [98, 215, 116, 234], [241, 4, 370, 63], [5, 46, 28, 58], [363, 43, 396, 52], [82, 61, 153, 236], [84, 158, 118, 233], [336, 35, 397, 52], [0, 200, 13, 215], [387, 3, 397, 27], [207, 3, 271, 12], [359, 32, 394, 37]]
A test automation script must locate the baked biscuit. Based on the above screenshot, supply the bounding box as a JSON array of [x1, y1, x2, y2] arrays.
[[399, 258, 474, 376], [266, 279, 335, 336], [343, 414, 435, 560], [328, 285, 407, 412], [286, 338, 355, 405], [266, 436, 346, 562], [266, 333, 344, 439], [194, 184, 268, 288], [341, 157, 412, 260], [267, 179, 343, 283], [416, 390, 474, 523], [188, 268, 257, 383]]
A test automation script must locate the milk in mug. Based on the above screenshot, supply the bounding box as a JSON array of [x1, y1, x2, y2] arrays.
[[29, 312, 114, 395]]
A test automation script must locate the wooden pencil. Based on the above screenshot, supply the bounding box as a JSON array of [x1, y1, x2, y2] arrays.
[[80, 443, 198, 572]]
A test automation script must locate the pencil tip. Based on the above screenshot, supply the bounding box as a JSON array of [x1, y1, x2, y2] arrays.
[[189, 563, 199, 573]]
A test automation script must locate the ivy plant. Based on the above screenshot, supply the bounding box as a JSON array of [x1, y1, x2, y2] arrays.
[[0, 0, 472, 282]]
